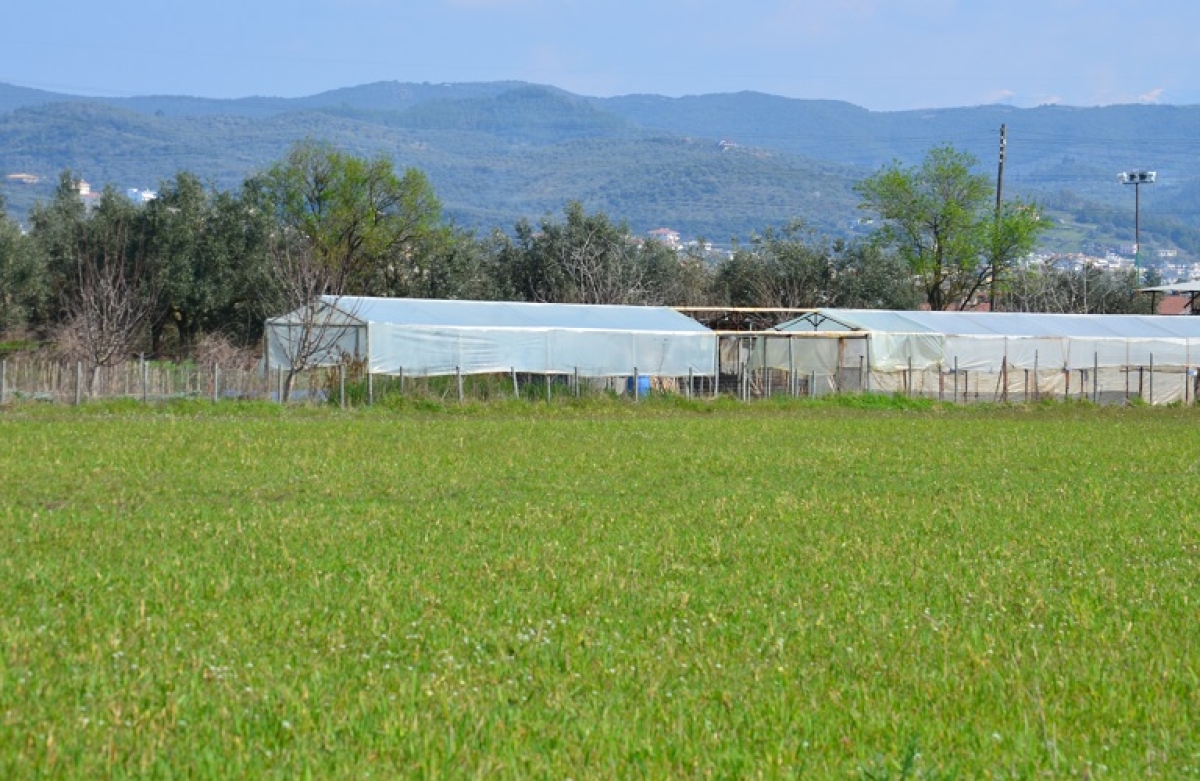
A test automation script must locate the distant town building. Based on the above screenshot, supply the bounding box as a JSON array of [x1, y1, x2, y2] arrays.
[[647, 228, 681, 250]]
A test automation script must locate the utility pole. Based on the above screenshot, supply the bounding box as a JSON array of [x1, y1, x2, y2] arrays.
[[990, 124, 1006, 311]]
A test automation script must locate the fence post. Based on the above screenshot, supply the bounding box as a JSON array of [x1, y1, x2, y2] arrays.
[[688, 367, 694, 400], [368, 371, 374, 405], [1033, 351, 1039, 402], [574, 367, 580, 398], [713, 340, 720, 400], [1149, 354, 1154, 405], [213, 363, 219, 404], [340, 363, 346, 409], [1094, 352, 1099, 404], [75, 361, 83, 406], [512, 367, 518, 399], [457, 366, 464, 403], [141, 354, 148, 403], [953, 356, 959, 403], [0, 359, 6, 405], [788, 338, 796, 397], [633, 366, 640, 402]]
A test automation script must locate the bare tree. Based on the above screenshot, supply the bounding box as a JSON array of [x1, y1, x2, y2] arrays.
[[261, 229, 359, 401], [56, 190, 157, 394]]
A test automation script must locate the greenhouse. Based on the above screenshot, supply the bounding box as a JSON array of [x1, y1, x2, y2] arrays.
[[746, 309, 1200, 404], [265, 295, 717, 383]]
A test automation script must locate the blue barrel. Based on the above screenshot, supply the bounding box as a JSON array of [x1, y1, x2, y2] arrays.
[[627, 374, 652, 397]]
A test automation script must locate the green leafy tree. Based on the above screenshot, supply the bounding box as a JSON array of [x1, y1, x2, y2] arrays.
[[38, 185, 158, 391], [494, 201, 649, 305], [252, 140, 446, 400], [28, 171, 90, 327], [713, 223, 918, 310], [255, 140, 444, 301], [0, 195, 44, 334], [145, 173, 270, 355], [856, 145, 1046, 311]]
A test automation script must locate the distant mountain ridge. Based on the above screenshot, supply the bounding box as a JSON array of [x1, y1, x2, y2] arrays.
[[2, 80, 1199, 259]]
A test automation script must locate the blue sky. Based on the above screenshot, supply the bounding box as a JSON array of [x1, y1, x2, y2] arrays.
[[5, 0, 1197, 110]]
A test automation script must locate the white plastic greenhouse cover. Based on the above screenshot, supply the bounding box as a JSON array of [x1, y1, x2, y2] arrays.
[[265, 296, 717, 377], [775, 309, 1200, 371]]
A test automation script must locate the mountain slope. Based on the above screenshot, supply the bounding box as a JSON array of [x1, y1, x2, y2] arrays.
[[2, 80, 1198, 258]]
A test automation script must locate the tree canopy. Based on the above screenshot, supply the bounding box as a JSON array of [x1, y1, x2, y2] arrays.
[[856, 145, 1046, 311]]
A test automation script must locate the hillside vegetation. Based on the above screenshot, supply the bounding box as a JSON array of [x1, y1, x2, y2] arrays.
[[2, 81, 1198, 254]]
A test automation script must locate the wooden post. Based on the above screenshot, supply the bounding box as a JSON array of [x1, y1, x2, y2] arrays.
[[1093, 352, 1099, 404], [339, 364, 346, 409], [457, 365, 464, 402], [75, 361, 82, 406], [953, 356, 959, 403], [1149, 354, 1154, 405], [512, 367, 518, 398], [368, 372, 374, 405], [1033, 351, 1039, 402], [633, 366, 640, 402], [0, 359, 6, 405], [141, 354, 148, 403], [545, 371, 551, 403], [713, 339, 721, 400], [213, 363, 219, 404], [574, 367, 580, 398], [837, 337, 846, 394], [864, 341, 872, 393], [788, 337, 796, 397], [688, 368, 694, 400]]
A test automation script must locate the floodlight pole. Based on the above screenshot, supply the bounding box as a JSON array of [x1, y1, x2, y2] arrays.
[[1119, 170, 1156, 280]]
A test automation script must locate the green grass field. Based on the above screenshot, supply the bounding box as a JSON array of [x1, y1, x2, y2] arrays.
[[2, 397, 1198, 777]]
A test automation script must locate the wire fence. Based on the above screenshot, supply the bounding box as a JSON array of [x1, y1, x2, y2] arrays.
[[1, 350, 1194, 407]]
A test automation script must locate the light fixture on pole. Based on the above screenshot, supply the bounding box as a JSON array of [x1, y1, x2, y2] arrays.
[[1118, 170, 1156, 279]]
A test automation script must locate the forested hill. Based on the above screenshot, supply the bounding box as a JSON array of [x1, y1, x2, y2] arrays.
[[2, 80, 1199, 255]]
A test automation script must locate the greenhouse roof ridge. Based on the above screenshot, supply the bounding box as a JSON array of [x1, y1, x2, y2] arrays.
[[310, 295, 714, 333], [775, 309, 1200, 340]]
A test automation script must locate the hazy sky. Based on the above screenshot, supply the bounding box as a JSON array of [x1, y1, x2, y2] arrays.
[[5, 0, 1196, 110]]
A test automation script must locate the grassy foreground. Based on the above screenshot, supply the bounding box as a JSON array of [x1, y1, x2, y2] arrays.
[[1, 397, 1198, 777]]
